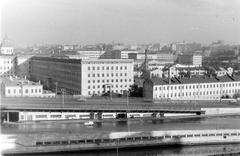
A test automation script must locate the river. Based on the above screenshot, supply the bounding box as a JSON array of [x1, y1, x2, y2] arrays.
[[1, 115, 240, 155]]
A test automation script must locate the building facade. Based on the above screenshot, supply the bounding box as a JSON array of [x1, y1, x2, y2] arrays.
[[1, 77, 42, 97], [76, 50, 106, 59], [30, 57, 134, 96], [0, 37, 14, 55], [177, 54, 202, 67], [0, 55, 17, 78], [143, 75, 240, 100]]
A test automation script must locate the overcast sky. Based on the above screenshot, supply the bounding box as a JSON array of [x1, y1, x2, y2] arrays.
[[1, 0, 240, 46]]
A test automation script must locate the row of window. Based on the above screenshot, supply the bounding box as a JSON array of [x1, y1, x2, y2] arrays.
[[88, 66, 128, 71], [88, 84, 129, 89], [7, 88, 42, 94], [155, 89, 240, 98], [88, 79, 131, 83], [88, 73, 128, 77], [88, 89, 125, 95], [155, 82, 240, 91], [0, 66, 14, 70]]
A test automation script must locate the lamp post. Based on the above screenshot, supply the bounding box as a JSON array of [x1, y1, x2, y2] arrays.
[[55, 82, 58, 96], [61, 88, 65, 108]]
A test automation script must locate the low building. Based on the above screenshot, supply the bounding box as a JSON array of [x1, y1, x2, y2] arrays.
[[1, 77, 55, 97], [215, 67, 233, 77], [143, 75, 240, 100], [150, 68, 163, 78]]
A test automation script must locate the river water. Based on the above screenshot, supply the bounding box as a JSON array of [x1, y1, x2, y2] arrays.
[[1, 115, 240, 155]]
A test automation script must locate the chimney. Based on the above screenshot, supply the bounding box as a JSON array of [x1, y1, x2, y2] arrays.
[[39, 80, 41, 84]]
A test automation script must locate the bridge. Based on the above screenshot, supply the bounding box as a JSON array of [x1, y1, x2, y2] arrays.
[[0, 97, 210, 122]]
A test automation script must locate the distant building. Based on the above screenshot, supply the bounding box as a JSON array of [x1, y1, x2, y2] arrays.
[[1, 77, 55, 97], [129, 52, 174, 64], [73, 50, 106, 59], [0, 55, 17, 78], [104, 50, 138, 59], [143, 75, 240, 100], [0, 36, 14, 55], [177, 54, 202, 67], [30, 57, 134, 96], [62, 45, 78, 51]]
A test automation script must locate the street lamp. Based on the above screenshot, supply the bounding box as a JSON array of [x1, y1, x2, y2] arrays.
[[61, 88, 65, 108]]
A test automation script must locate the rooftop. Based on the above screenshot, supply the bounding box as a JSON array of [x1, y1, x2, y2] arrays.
[[31, 56, 134, 64], [1, 77, 41, 87], [150, 75, 240, 86]]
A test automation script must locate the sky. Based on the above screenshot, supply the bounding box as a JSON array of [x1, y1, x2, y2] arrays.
[[1, 0, 240, 46]]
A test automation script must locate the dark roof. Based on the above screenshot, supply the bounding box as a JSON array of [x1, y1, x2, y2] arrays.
[[31, 56, 82, 64], [150, 75, 240, 86]]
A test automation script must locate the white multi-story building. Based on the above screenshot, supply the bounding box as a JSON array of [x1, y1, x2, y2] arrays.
[[0, 55, 17, 78], [82, 59, 134, 95], [143, 75, 240, 100], [30, 57, 134, 96]]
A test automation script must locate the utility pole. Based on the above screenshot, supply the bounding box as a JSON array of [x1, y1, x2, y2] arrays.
[[61, 88, 65, 108], [55, 82, 58, 96]]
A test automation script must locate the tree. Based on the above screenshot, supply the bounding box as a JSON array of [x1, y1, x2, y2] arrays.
[[129, 84, 143, 97], [233, 93, 240, 99]]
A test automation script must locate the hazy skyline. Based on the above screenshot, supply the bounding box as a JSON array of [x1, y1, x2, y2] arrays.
[[1, 0, 240, 46]]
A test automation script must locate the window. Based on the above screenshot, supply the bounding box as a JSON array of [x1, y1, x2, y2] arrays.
[[92, 67, 95, 70], [8, 89, 10, 94], [88, 67, 90, 70], [39, 89, 41, 93], [88, 80, 90, 83], [25, 89, 28, 93], [88, 74, 90, 77], [102, 73, 104, 77], [88, 86, 90, 89], [97, 66, 100, 70], [125, 66, 127, 70]]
